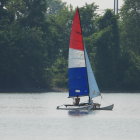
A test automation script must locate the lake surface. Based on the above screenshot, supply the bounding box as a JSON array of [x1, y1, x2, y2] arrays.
[[0, 92, 140, 140]]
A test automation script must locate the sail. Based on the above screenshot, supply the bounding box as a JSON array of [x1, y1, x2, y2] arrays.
[[85, 50, 100, 98], [68, 8, 89, 97]]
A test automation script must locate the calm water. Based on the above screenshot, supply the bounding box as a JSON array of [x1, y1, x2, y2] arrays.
[[0, 92, 140, 140]]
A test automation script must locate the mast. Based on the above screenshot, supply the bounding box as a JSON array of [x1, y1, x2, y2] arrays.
[[77, 8, 90, 102]]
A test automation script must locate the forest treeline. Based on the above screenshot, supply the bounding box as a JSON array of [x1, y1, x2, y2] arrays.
[[0, 0, 140, 92]]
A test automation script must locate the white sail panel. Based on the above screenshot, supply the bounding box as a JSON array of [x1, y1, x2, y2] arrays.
[[68, 48, 85, 68], [85, 50, 100, 98]]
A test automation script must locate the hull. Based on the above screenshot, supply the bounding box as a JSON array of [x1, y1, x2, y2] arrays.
[[57, 104, 93, 111], [94, 104, 114, 111], [57, 104, 114, 111]]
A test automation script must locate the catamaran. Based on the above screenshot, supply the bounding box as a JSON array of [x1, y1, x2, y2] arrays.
[[57, 8, 114, 111]]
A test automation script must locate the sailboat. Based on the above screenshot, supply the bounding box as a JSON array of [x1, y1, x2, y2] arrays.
[[57, 8, 114, 111]]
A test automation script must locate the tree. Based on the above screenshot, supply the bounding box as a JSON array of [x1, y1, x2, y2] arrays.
[[20, 0, 47, 27], [46, 0, 66, 14], [79, 3, 98, 37], [0, 0, 52, 91], [0, 24, 51, 90], [0, 0, 15, 28], [119, 0, 140, 90], [95, 10, 120, 90], [51, 57, 67, 88]]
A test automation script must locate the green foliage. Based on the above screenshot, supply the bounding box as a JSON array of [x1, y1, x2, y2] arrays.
[[95, 10, 120, 90], [0, 24, 51, 89], [0, 0, 14, 27], [122, 51, 140, 89], [21, 0, 47, 27], [0, 0, 52, 91], [79, 3, 98, 37], [46, 0, 66, 14], [120, 0, 140, 54], [51, 57, 67, 88], [119, 0, 140, 90]]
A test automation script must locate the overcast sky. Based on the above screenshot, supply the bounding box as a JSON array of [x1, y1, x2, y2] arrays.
[[62, 0, 124, 12]]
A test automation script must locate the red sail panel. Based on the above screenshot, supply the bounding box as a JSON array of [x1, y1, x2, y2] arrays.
[[69, 8, 84, 51]]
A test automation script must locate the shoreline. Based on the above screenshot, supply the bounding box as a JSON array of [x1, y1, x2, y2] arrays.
[[0, 87, 67, 93], [0, 87, 140, 93]]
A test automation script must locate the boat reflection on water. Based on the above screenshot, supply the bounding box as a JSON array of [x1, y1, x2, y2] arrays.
[[68, 110, 96, 117]]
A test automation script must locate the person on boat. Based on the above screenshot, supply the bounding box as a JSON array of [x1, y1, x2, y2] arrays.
[[93, 103, 101, 109], [73, 96, 80, 105]]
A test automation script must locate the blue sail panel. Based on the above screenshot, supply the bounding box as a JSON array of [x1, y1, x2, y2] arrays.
[[68, 67, 89, 97]]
